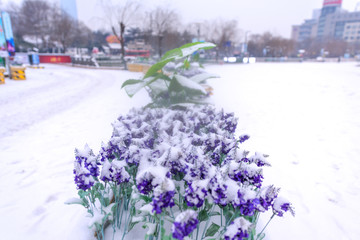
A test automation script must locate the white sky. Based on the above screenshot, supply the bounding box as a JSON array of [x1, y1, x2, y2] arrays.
[[2, 0, 360, 38]]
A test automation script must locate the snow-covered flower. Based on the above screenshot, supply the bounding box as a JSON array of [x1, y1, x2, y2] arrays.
[[239, 134, 250, 143], [184, 180, 208, 208], [100, 160, 130, 184], [230, 164, 264, 188], [233, 187, 259, 216], [209, 174, 228, 206], [224, 217, 252, 240], [172, 210, 198, 240], [257, 185, 279, 212], [136, 171, 155, 195], [73, 145, 99, 190], [273, 197, 295, 217], [151, 178, 175, 214]]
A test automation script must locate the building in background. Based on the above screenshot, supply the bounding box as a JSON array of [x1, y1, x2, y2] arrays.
[[343, 21, 360, 42], [292, 0, 360, 43], [60, 0, 78, 21]]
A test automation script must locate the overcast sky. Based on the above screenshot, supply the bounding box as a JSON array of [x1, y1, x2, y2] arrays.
[[3, 0, 360, 38]]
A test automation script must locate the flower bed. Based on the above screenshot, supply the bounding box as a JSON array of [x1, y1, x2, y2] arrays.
[[69, 42, 294, 240]]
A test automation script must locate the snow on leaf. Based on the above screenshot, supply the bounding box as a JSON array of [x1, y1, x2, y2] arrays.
[[190, 72, 220, 84], [174, 75, 207, 94], [180, 42, 216, 58]]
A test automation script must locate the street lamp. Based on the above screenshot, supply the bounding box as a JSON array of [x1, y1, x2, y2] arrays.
[[244, 31, 251, 56]]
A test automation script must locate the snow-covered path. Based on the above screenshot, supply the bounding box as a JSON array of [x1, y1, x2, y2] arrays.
[[0, 62, 359, 240], [0, 65, 149, 239]]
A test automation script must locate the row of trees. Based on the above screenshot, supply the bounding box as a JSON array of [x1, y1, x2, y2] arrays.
[[3, 0, 244, 59], [5, 0, 94, 53], [6, 0, 356, 59]]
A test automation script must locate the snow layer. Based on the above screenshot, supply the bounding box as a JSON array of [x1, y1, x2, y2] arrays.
[[0, 62, 359, 240]]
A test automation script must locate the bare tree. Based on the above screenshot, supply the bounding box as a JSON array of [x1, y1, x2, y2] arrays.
[[248, 32, 295, 57], [51, 10, 77, 53], [201, 19, 239, 61], [18, 0, 52, 49], [101, 0, 141, 69], [146, 7, 180, 57]]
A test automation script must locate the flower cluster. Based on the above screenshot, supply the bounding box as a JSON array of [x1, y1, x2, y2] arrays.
[[73, 105, 294, 239], [172, 210, 198, 240], [224, 217, 252, 240], [73, 145, 99, 190]]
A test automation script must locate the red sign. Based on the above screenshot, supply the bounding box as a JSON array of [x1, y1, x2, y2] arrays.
[[323, 0, 342, 6], [39, 54, 71, 63]]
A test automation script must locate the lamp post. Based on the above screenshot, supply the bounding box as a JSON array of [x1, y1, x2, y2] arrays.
[[243, 31, 251, 63], [244, 31, 251, 56]]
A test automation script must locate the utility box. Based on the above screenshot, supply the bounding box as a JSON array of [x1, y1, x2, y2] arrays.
[[28, 53, 40, 65]]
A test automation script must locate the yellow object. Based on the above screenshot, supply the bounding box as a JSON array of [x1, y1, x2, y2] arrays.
[[0, 67, 5, 84], [28, 65, 44, 69], [10, 66, 26, 80], [127, 63, 151, 73]]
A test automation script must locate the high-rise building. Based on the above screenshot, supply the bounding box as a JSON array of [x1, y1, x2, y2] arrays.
[[292, 0, 360, 43], [60, 0, 78, 21], [317, 0, 343, 39]]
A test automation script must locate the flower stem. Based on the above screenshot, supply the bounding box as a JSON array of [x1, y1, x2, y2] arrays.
[[256, 213, 275, 240]]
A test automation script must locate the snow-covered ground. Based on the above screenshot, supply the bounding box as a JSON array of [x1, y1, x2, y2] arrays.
[[0, 62, 359, 239]]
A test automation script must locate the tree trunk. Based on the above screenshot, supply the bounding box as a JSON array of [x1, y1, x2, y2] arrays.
[[120, 22, 127, 70], [158, 35, 163, 58], [112, 23, 127, 70]]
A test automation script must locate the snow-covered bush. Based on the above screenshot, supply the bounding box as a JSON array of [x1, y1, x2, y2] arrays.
[[121, 42, 219, 108], [69, 42, 294, 240]]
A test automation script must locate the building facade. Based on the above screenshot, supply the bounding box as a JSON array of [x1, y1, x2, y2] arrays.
[[60, 0, 78, 21], [343, 21, 360, 42], [292, 0, 360, 43]]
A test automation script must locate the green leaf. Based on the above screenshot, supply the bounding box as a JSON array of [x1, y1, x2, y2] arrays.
[[161, 48, 183, 62], [183, 59, 190, 69], [64, 197, 86, 206], [174, 75, 207, 95], [122, 80, 146, 97], [208, 211, 221, 217], [205, 222, 220, 237], [139, 195, 153, 203], [144, 59, 172, 79], [128, 222, 138, 232], [121, 79, 144, 89], [198, 209, 209, 222], [168, 76, 184, 93], [257, 233, 266, 240], [190, 72, 220, 84], [179, 42, 216, 58]]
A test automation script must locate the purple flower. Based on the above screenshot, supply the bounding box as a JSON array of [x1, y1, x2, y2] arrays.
[[224, 217, 252, 240], [249, 152, 271, 167], [152, 191, 175, 214], [209, 175, 228, 206], [184, 181, 208, 208], [136, 172, 155, 195], [73, 145, 99, 191], [233, 188, 259, 216], [230, 165, 263, 188], [172, 210, 198, 240], [152, 178, 176, 214], [239, 134, 250, 143], [257, 185, 279, 212], [273, 197, 295, 217]]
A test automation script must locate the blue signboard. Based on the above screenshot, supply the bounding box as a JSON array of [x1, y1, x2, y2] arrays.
[[32, 54, 40, 65], [0, 15, 6, 51], [1, 12, 15, 54]]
